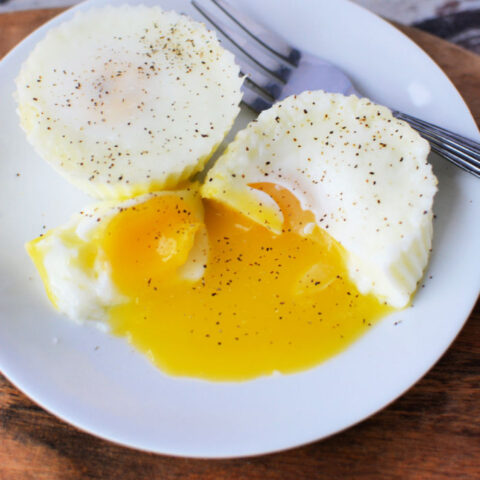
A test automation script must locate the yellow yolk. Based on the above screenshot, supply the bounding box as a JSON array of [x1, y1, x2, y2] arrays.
[[103, 189, 392, 381], [102, 195, 203, 295]]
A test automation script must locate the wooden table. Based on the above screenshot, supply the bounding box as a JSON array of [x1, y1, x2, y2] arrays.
[[0, 8, 479, 480]]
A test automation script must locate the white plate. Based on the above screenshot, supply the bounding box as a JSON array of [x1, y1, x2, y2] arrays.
[[0, 0, 479, 458]]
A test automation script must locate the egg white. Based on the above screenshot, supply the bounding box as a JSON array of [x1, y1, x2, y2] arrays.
[[202, 91, 438, 307], [26, 189, 207, 325], [16, 6, 243, 199]]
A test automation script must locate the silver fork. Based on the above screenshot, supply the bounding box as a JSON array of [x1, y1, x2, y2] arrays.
[[192, 0, 480, 178]]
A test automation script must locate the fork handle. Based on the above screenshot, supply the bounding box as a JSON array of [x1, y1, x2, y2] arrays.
[[392, 111, 480, 178]]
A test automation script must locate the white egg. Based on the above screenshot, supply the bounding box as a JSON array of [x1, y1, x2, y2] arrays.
[[26, 188, 207, 325], [16, 6, 243, 199], [202, 91, 438, 307]]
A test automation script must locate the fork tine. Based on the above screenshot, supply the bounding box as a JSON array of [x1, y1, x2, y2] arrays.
[[242, 81, 274, 113], [236, 57, 283, 99], [191, 0, 294, 84], [210, 0, 301, 66]]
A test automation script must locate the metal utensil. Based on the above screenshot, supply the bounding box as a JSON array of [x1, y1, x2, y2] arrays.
[[192, 0, 480, 178]]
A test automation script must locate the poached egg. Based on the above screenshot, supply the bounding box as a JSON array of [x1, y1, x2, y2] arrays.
[[16, 6, 243, 199], [202, 91, 438, 307]]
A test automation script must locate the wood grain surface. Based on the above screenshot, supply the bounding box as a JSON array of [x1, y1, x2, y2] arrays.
[[0, 8, 479, 480]]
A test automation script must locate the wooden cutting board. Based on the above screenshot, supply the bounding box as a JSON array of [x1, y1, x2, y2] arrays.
[[0, 8, 479, 480]]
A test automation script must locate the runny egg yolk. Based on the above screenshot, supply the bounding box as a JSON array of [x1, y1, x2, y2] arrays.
[[103, 189, 392, 381], [102, 195, 202, 295]]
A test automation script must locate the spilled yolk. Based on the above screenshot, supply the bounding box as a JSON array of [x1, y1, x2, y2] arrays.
[[102, 190, 392, 381], [102, 195, 203, 294]]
